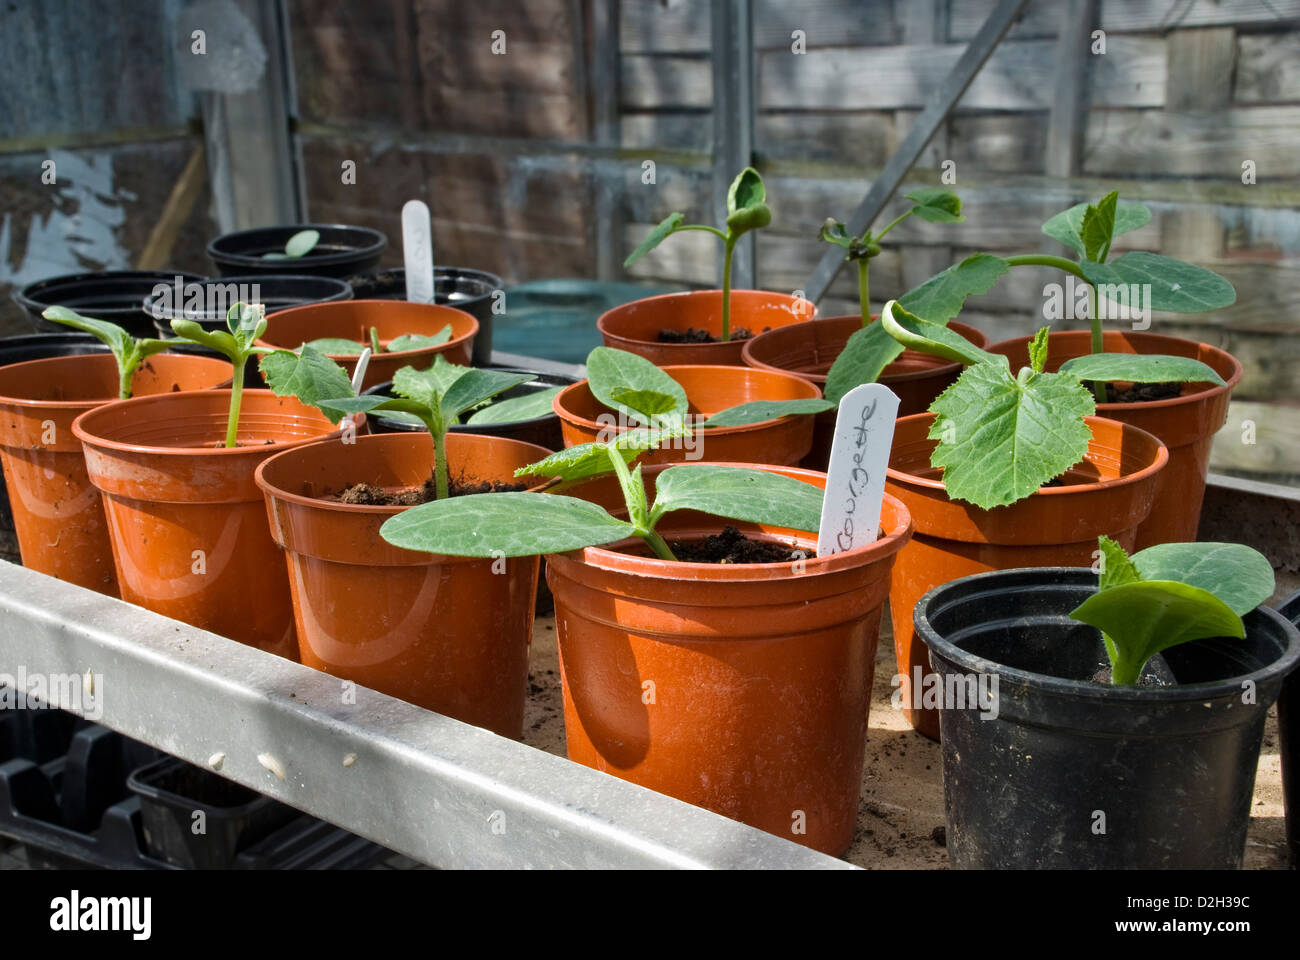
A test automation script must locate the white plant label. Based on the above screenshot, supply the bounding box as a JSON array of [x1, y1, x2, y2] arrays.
[[817, 382, 900, 557], [402, 199, 435, 304], [351, 346, 372, 393]]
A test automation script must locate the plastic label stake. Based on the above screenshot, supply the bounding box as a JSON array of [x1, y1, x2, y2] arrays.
[[351, 347, 372, 393], [817, 382, 900, 557], [402, 199, 435, 304]]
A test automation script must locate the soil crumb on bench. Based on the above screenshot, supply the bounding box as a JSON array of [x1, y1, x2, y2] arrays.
[[670, 525, 802, 564], [337, 477, 524, 506]]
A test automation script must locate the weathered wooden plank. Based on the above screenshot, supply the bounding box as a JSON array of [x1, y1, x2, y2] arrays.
[[1235, 33, 1300, 104], [1081, 106, 1300, 177], [756, 36, 1163, 111], [1046, 0, 1098, 177], [619, 0, 900, 54], [1211, 400, 1300, 475], [621, 112, 713, 150], [1160, 208, 1226, 262], [1166, 27, 1237, 111], [946, 0, 1061, 42], [953, 0, 1300, 37]]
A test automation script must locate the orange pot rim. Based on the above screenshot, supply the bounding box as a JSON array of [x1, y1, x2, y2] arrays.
[[253, 298, 480, 361], [549, 462, 913, 582], [887, 411, 1169, 500], [253, 430, 554, 516], [986, 330, 1244, 414], [0, 352, 232, 412], [553, 363, 824, 439], [742, 314, 989, 387], [596, 288, 817, 346], [71, 388, 342, 456]]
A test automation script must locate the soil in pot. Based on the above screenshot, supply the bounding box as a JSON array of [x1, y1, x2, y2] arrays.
[[363, 367, 576, 452], [555, 363, 821, 467], [347, 267, 502, 366], [741, 314, 991, 470], [885, 412, 1169, 740], [657, 325, 757, 343], [917, 567, 1300, 869], [597, 289, 815, 366], [72, 390, 342, 658], [255, 432, 552, 738], [0, 353, 233, 596], [15, 270, 206, 337], [987, 330, 1240, 549], [206, 223, 387, 278], [256, 299, 477, 390], [547, 461, 914, 856]]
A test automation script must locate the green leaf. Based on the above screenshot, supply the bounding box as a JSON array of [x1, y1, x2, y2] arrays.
[[1042, 199, 1151, 257], [624, 212, 684, 268], [226, 302, 265, 342], [1059, 352, 1227, 387], [301, 337, 367, 355], [1131, 542, 1274, 617], [388, 326, 453, 352], [441, 368, 532, 421], [515, 429, 668, 483], [929, 362, 1095, 509], [1079, 252, 1236, 313], [824, 322, 902, 404], [42, 306, 131, 359], [819, 217, 853, 249], [725, 167, 771, 235], [880, 300, 1004, 367], [466, 385, 565, 425], [261, 252, 290, 260], [1070, 580, 1245, 685], [904, 187, 964, 224], [392, 355, 470, 411], [585, 346, 689, 427], [381, 492, 636, 558], [898, 252, 1009, 323], [1080, 191, 1118, 263], [651, 465, 823, 534], [170, 318, 238, 357], [316, 394, 427, 423], [1027, 326, 1051, 374], [1097, 535, 1142, 592], [259, 346, 357, 423], [284, 229, 320, 258], [701, 398, 836, 428]]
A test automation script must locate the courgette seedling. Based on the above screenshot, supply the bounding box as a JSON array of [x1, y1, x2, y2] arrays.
[[623, 166, 772, 342], [819, 188, 963, 330], [582, 345, 833, 437], [1071, 536, 1274, 686], [261, 228, 320, 260], [825, 191, 1236, 404], [879, 301, 1226, 509], [380, 443, 826, 564], [301, 325, 452, 355], [302, 356, 533, 501], [41, 306, 177, 400]]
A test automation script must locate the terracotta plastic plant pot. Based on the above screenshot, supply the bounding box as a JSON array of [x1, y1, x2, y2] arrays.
[[255, 432, 552, 738], [72, 391, 342, 659], [886, 412, 1169, 740], [347, 267, 503, 366], [0, 353, 233, 596], [255, 299, 478, 390], [0, 334, 109, 565], [555, 364, 821, 467], [597, 289, 816, 366], [742, 314, 991, 470], [548, 462, 913, 856], [987, 330, 1240, 549]]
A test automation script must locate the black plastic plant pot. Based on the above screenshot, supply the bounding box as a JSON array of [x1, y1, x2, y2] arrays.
[[1278, 589, 1300, 867], [347, 267, 502, 365], [14, 271, 205, 337], [127, 757, 297, 869], [143, 273, 353, 334], [915, 567, 1300, 870], [363, 366, 575, 451], [207, 223, 387, 279]]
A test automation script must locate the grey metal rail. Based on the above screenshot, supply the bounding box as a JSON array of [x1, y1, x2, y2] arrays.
[[0, 561, 851, 870]]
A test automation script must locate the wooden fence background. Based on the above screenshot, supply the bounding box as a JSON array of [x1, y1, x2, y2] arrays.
[[1, 0, 1297, 480]]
